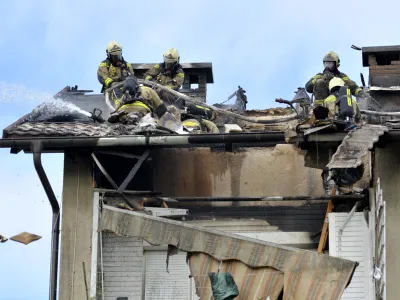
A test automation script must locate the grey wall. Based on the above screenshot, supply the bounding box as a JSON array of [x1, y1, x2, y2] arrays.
[[58, 153, 94, 300], [374, 143, 400, 299]]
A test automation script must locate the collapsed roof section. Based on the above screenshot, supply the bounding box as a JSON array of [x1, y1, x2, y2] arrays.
[[99, 205, 357, 300]]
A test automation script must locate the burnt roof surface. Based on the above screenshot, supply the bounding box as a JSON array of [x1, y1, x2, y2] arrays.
[[3, 122, 140, 138], [2, 84, 297, 139]]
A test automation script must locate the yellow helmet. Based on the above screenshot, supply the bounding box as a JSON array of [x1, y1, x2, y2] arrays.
[[329, 77, 345, 92], [163, 48, 180, 64], [323, 51, 340, 68], [106, 41, 122, 59]]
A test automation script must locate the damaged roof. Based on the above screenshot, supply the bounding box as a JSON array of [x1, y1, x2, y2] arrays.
[[99, 205, 358, 300], [2, 85, 297, 139], [327, 124, 389, 169]]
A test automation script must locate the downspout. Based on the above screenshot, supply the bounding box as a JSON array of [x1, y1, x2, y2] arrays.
[[32, 141, 60, 300]]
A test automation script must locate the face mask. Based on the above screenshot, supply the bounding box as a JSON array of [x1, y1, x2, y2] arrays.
[[324, 61, 335, 71], [165, 62, 175, 70], [110, 52, 122, 62]]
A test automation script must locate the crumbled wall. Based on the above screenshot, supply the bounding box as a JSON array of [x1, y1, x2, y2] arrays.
[[153, 145, 325, 197]]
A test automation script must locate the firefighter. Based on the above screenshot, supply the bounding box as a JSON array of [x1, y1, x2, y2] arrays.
[[324, 77, 361, 122], [97, 41, 134, 97], [107, 76, 169, 124], [144, 48, 185, 90], [306, 51, 366, 105], [182, 116, 220, 133], [173, 99, 220, 133], [144, 48, 185, 103]]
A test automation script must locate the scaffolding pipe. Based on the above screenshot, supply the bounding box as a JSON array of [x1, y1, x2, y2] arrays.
[[32, 142, 60, 300]]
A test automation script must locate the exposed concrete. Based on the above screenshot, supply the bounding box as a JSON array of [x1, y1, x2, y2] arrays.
[[374, 143, 400, 299], [153, 145, 325, 197], [59, 153, 94, 300]]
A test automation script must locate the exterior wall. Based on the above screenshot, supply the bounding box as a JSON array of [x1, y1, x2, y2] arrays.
[[374, 143, 400, 299], [59, 153, 94, 300], [153, 145, 325, 197]]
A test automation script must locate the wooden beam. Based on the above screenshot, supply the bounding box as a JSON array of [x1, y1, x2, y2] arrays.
[[317, 187, 336, 253]]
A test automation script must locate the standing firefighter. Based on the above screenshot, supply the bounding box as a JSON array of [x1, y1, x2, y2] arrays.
[[324, 77, 361, 123], [306, 51, 366, 105], [144, 48, 185, 90], [144, 48, 185, 103], [97, 41, 134, 95]]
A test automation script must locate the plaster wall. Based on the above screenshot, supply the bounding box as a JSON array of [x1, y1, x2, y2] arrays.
[[153, 144, 325, 197], [374, 143, 400, 299], [58, 153, 94, 300]]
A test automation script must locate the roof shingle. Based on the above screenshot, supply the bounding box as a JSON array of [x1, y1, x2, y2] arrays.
[[4, 122, 141, 137]]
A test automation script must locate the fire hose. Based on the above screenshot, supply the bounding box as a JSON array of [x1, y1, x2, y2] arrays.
[[104, 79, 301, 124]]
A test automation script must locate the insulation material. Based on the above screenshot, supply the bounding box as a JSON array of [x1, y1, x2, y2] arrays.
[[9, 232, 42, 245]]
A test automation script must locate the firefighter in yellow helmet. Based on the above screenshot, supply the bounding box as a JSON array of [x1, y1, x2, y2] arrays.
[[144, 48, 185, 104], [323, 77, 361, 122], [97, 41, 134, 94], [306, 51, 365, 106], [171, 99, 220, 133], [144, 48, 185, 90]]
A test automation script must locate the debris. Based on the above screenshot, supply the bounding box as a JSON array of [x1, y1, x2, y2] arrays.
[[224, 124, 242, 133], [327, 124, 388, 169], [0, 234, 8, 243], [9, 232, 42, 245], [117, 202, 134, 211], [374, 266, 382, 280]]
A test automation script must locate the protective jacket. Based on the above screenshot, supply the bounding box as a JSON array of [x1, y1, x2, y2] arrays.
[[181, 103, 219, 133], [144, 62, 185, 90], [306, 69, 362, 105], [97, 58, 134, 92], [324, 86, 361, 122]]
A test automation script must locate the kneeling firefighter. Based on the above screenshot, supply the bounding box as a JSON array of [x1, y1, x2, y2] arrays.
[[324, 77, 361, 123], [174, 99, 220, 133], [108, 76, 169, 124]]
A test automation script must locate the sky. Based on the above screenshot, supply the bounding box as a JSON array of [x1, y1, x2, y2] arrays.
[[1, 0, 400, 299]]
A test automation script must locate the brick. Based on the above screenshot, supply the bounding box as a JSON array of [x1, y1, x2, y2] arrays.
[[370, 69, 400, 76], [369, 65, 400, 70]]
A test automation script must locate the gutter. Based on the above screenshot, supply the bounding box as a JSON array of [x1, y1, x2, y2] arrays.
[[32, 142, 60, 300], [0, 132, 350, 151]]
